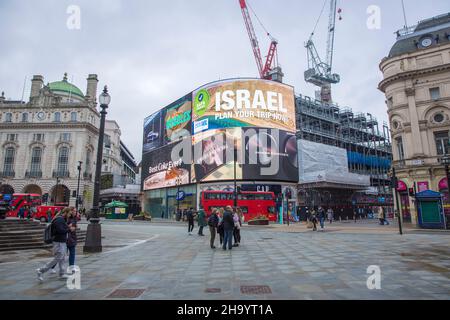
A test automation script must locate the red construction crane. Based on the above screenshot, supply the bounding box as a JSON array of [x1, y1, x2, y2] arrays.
[[239, 0, 278, 80]]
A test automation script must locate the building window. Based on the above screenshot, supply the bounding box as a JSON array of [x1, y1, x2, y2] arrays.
[[396, 137, 405, 160], [57, 147, 69, 173], [3, 147, 15, 174], [70, 112, 77, 122], [85, 149, 92, 174], [33, 133, 44, 142], [60, 133, 71, 142], [5, 113, 12, 123], [6, 134, 17, 142], [54, 112, 61, 122], [435, 131, 449, 156], [30, 147, 42, 172], [22, 113, 28, 122], [430, 87, 440, 100], [104, 134, 111, 148]]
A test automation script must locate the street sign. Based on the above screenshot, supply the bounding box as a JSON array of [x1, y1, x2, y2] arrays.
[[176, 191, 185, 201]]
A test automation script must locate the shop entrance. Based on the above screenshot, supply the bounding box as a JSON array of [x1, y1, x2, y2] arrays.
[[399, 192, 411, 222]]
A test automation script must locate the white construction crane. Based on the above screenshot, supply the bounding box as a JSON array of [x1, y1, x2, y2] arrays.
[[304, 0, 342, 103]]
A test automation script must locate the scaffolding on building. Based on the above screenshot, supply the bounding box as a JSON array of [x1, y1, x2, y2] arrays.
[[296, 94, 393, 202]]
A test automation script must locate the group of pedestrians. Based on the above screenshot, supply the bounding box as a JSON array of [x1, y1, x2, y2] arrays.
[[187, 206, 243, 251], [36, 207, 78, 282], [18, 205, 36, 220]]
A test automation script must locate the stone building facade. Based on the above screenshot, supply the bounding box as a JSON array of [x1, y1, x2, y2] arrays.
[[379, 13, 450, 224], [0, 73, 101, 210]]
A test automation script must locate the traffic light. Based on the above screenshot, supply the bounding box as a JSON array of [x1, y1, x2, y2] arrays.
[[42, 193, 49, 203], [408, 188, 415, 197], [237, 186, 241, 194]]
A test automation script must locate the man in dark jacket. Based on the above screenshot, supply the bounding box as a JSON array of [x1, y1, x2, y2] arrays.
[[36, 211, 69, 281], [187, 208, 195, 235], [222, 206, 235, 250], [208, 209, 219, 249]]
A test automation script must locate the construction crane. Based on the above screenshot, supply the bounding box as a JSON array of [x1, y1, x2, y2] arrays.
[[239, 0, 283, 82], [305, 0, 342, 103]]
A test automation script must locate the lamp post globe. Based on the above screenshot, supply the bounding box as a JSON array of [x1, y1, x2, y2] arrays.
[[83, 85, 110, 253]]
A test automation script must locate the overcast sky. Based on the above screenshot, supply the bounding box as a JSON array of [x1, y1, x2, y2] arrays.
[[1, 0, 449, 162]]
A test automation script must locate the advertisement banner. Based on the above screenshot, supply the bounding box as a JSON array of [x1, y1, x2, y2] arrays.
[[241, 127, 298, 182], [164, 94, 192, 144], [143, 109, 165, 154], [192, 79, 296, 134], [191, 128, 242, 183], [418, 181, 429, 192], [142, 143, 191, 191]]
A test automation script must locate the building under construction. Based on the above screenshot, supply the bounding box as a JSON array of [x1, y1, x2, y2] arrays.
[[295, 94, 393, 218]]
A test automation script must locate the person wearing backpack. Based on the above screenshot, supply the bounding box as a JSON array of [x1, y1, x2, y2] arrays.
[[207, 209, 219, 249], [36, 210, 69, 281]]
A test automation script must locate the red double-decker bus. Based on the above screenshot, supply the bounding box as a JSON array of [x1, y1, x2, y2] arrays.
[[200, 190, 276, 222], [6, 194, 42, 218]]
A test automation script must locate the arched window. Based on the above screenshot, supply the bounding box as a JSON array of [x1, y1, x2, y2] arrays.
[[85, 149, 92, 174], [3, 147, 15, 175], [57, 147, 69, 176], [5, 113, 12, 123], [30, 147, 42, 173], [70, 112, 77, 122], [54, 112, 61, 122]]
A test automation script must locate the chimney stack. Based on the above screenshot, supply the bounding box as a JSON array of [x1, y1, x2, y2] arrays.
[[86, 74, 99, 105], [30, 75, 44, 98], [0, 91, 5, 104]]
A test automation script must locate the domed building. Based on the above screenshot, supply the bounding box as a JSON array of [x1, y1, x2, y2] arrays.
[[0, 73, 101, 210], [379, 13, 450, 227]]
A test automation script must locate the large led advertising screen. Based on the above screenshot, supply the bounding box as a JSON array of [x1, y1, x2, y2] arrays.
[[191, 79, 296, 134], [142, 79, 299, 190], [142, 142, 191, 191]]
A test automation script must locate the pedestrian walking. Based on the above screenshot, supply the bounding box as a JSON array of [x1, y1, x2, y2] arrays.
[[18, 206, 25, 220], [46, 208, 52, 223], [222, 206, 234, 250], [318, 206, 325, 231], [36, 210, 69, 281], [197, 208, 206, 236], [187, 208, 195, 235], [161, 210, 165, 219], [66, 215, 77, 270], [217, 208, 224, 246], [379, 206, 389, 225], [327, 207, 334, 224], [233, 208, 242, 247], [309, 208, 318, 231], [208, 209, 219, 249]]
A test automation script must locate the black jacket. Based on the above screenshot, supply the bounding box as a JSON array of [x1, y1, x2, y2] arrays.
[[51, 216, 69, 243], [208, 214, 219, 228], [222, 210, 234, 231], [67, 228, 77, 247]]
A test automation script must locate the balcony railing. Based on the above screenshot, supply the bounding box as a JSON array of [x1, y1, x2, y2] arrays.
[[0, 171, 15, 178], [53, 170, 70, 178], [25, 170, 43, 178]]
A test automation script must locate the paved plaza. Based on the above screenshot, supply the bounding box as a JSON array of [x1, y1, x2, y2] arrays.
[[0, 220, 449, 300]]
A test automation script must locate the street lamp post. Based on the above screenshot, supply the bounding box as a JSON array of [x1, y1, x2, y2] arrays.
[[55, 177, 60, 205], [76, 161, 82, 213], [84, 86, 111, 253], [233, 147, 238, 208]]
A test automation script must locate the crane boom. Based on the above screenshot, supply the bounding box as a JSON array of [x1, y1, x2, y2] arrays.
[[326, 0, 337, 71], [304, 0, 340, 103], [239, 0, 264, 78], [239, 0, 279, 80]]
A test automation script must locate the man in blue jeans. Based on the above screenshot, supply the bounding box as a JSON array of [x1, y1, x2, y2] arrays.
[[222, 206, 235, 250]]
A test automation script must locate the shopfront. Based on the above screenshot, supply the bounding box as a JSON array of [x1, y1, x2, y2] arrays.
[[396, 180, 411, 222], [144, 185, 197, 219]]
